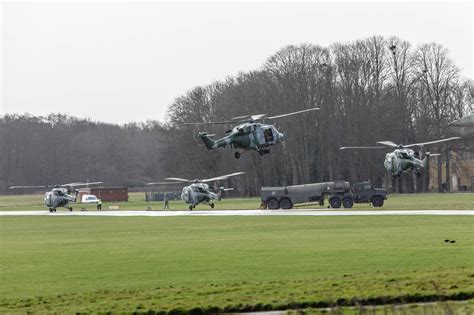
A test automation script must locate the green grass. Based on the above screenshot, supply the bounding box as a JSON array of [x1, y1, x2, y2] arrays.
[[1, 192, 473, 211], [0, 215, 473, 313]]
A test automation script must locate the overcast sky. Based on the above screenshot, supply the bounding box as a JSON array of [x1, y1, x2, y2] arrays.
[[1, 1, 472, 124]]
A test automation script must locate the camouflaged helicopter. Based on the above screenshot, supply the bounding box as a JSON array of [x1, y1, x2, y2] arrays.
[[146, 172, 244, 210], [340, 137, 460, 178], [9, 182, 103, 212], [183, 108, 319, 158]]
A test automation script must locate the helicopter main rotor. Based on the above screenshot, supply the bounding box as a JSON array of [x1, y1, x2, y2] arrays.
[[146, 172, 245, 185], [181, 108, 320, 126], [9, 182, 104, 190], [340, 137, 461, 150]]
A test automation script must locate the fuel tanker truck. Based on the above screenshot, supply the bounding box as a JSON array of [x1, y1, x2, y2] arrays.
[[260, 180, 387, 209]]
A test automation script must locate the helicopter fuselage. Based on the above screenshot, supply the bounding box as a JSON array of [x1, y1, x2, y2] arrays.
[[181, 182, 221, 209], [199, 122, 284, 158], [384, 148, 428, 177], [44, 187, 76, 212]]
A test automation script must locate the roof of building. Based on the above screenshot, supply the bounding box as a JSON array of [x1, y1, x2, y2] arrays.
[[451, 114, 474, 126]]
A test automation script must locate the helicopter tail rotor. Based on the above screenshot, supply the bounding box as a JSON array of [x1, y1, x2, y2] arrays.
[[217, 187, 234, 201]]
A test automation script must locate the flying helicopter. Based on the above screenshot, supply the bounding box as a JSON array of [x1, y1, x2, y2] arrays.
[[340, 137, 460, 178], [146, 172, 244, 210], [9, 182, 103, 212], [183, 108, 319, 158]]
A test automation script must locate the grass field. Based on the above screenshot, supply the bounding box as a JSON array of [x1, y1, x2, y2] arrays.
[[0, 191, 473, 211], [0, 215, 473, 313]]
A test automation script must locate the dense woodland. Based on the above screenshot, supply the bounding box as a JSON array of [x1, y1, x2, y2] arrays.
[[1, 36, 472, 195]]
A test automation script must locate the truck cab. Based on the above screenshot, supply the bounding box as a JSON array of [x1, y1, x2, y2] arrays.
[[352, 181, 387, 207]]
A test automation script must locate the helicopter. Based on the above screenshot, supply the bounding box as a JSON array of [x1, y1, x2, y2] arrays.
[[183, 108, 319, 158], [9, 182, 103, 212], [340, 137, 460, 178], [146, 172, 244, 210]]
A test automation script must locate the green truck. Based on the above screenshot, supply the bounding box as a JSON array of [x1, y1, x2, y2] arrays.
[[261, 180, 387, 209]]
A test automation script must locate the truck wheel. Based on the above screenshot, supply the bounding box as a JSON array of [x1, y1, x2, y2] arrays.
[[342, 197, 353, 209], [371, 196, 384, 207], [280, 198, 293, 209], [267, 198, 280, 210], [329, 197, 341, 209]]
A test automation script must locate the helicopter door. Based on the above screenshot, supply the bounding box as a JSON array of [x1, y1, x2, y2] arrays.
[[256, 127, 275, 145], [263, 128, 274, 143]]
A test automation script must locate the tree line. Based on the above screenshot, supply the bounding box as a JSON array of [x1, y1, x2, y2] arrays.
[[1, 36, 472, 195]]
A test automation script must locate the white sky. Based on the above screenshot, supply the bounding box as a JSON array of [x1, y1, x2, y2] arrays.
[[1, 1, 472, 124]]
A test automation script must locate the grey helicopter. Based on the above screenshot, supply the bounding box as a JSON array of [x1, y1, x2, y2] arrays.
[[9, 182, 103, 212], [183, 108, 319, 158], [340, 137, 460, 178], [146, 172, 244, 210]]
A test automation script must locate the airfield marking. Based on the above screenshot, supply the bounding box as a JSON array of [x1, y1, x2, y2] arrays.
[[1, 209, 473, 216]]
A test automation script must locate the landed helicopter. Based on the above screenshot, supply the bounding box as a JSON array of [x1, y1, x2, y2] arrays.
[[183, 108, 319, 158], [9, 182, 103, 212], [146, 172, 244, 210], [340, 137, 460, 178]]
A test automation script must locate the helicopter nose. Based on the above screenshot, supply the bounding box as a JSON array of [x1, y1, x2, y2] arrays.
[[278, 132, 285, 141]]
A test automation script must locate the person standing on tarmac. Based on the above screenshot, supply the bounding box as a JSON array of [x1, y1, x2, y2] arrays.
[[164, 193, 170, 210]]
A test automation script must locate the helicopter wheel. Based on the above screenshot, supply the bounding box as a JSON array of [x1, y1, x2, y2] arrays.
[[234, 152, 241, 159], [210, 203, 215, 209]]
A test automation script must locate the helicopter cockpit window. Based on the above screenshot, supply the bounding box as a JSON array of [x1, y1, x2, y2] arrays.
[[264, 128, 274, 142], [197, 186, 206, 193]]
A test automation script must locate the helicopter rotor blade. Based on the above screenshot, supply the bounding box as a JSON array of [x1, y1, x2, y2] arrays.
[[340, 146, 387, 150], [201, 172, 245, 183], [62, 181, 103, 187], [266, 107, 320, 120], [146, 181, 184, 185], [376, 141, 399, 148], [164, 177, 191, 182], [403, 137, 461, 148], [182, 121, 236, 126], [9, 185, 51, 189]]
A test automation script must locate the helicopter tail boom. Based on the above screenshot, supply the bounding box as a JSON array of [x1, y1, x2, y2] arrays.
[[198, 133, 218, 149], [199, 132, 231, 150]]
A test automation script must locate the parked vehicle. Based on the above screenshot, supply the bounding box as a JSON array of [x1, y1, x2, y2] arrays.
[[81, 194, 101, 204], [261, 181, 387, 209]]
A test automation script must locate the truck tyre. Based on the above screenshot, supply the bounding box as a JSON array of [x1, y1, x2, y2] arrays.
[[342, 197, 353, 208], [267, 198, 280, 210], [329, 197, 341, 209], [280, 198, 293, 209], [371, 196, 384, 207]]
